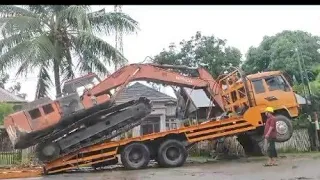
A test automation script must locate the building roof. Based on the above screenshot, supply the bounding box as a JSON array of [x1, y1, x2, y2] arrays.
[[116, 82, 176, 103], [0, 88, 27, 103]]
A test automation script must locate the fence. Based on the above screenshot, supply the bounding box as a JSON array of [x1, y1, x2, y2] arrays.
[[0, 128, 23, 166], [276, 128, 311, 152], [0, 150, 22, 166], [189, 128, 311, 157]]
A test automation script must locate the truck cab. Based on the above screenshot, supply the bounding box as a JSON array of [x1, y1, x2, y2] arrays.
[[247, 71, 299, 118], [177, 69, 299, 143]]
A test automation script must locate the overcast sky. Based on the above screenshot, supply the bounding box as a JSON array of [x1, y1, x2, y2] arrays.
[[7, 5, 320, 101]]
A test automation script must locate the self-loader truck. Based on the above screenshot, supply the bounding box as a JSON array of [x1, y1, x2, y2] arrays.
[[3, 63, 299, 175]]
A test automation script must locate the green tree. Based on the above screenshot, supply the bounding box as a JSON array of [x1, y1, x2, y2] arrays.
[[242, 30, 320, 83], [152, 31, 242, 78], [0, 5, 139, 99], [0, 103, 13, 125]]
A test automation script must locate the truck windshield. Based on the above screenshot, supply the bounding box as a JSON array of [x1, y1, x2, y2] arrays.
[[265, 75, 290, 92]]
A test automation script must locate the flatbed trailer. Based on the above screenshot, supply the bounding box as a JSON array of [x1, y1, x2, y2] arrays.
[[42, 105, 262, 174], [0, 106, 262, 179]]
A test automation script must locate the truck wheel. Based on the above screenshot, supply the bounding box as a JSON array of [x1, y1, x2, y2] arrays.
[[157, 139, 187, 168], [275, 115, 293, 142], [121, 142, 150, 170], [35, 142, 61, 162]]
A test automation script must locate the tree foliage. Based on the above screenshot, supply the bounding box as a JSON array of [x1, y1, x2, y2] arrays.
[[152, 31, 242, 78], [242, 30, 320, 83], [0, 5, 140, 99], [0, 103, 13, 125]]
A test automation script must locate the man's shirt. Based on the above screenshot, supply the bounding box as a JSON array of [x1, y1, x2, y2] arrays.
[[264, 115, 277, 139]]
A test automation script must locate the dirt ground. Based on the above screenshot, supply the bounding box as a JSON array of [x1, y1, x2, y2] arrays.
[[7, 153, 320, 180]]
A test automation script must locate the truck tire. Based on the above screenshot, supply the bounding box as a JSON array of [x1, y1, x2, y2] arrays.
[[274, 115, 293, 142], [35, 142, 61, 162], [120, 142, 150, 170], [157, 139, 187, 168]]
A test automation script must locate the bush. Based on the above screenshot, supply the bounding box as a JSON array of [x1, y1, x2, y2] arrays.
[[0, 103, 14, 125]]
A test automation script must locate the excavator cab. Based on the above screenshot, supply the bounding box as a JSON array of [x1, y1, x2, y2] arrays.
[[62, 73, 110, 110], [4, 73, 110, 149]]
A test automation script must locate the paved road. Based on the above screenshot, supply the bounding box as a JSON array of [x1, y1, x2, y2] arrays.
[[10, 155, 320, 180]]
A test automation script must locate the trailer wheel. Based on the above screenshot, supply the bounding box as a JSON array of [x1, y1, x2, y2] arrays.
[[275, 115, 293, 142], [121, 142, 150, 170], [35, 142, 61, 162], [157, 139, 187, 168]]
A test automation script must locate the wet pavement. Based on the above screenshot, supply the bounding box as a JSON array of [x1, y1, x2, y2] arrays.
[[8, 154, 320, 180]]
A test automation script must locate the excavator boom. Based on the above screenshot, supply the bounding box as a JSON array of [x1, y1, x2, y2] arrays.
[[84, 63, 224, 111]]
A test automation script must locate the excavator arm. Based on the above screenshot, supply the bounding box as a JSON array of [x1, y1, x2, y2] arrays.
[[83, 63, 225, 112]]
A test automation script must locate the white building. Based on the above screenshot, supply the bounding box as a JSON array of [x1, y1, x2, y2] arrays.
[[116, 82, 181, 137]]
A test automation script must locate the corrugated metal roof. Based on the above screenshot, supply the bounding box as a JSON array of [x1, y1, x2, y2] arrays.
[[116, 82, 176, 103], [183, 87, 214, 108], [295, 93, 310, 105], [0, 88, 27, 103]]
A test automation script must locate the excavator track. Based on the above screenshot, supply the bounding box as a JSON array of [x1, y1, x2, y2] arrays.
[[38, 99, 138, 144], [36, 97, 152, 162], [58, 112, 149, 160]]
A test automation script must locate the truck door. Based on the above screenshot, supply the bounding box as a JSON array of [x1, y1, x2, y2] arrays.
[[251, 75, 299, 117]]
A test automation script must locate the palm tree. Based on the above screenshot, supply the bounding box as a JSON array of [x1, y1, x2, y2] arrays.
[[0, 5, 139, 99]]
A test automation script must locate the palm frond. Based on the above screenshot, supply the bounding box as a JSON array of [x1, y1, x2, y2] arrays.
[[0, 16, 42, 37], [0, 5, 38, 18], [58, 5, 91, 31], [70, 32, 127, 66], [0, 40, 32, 69], [76, 48, 109, 76], [0, 32, 34, 50], [15, 59, 31, 77], [35, 65, 52, 99], [24, 5, 52, 25], [47, 5, 70, 13], [32, 34, 55, 59], [0, 34, 54, 70], [88, 11, 139, 35], [60, 48, 75, 82]]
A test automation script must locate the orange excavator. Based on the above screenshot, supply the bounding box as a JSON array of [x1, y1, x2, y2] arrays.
[[3, 63, 299, 165]]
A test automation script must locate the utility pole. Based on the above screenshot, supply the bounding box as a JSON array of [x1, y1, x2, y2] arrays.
[[114, 5, 124, 72], [296, 45, 319, 150], [314, 112, 320, 150], [295, 48, 309, 104]]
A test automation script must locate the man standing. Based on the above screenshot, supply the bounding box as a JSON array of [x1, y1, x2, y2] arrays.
[[263, 107, 278, 166]]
